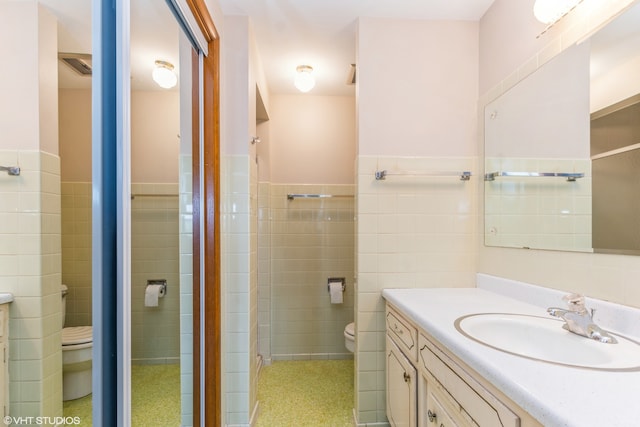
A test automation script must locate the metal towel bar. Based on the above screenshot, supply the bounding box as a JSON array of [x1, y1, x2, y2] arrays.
[[287, 194, 354, 200], [0, 165, 20, 176], [484, 171, 584, 182], [131, 194, 178, 200], [375, 170, 472, 181]]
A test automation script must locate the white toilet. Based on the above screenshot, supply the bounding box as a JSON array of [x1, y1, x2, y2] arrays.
[[61, 285, 93, 401], [344, 322, 355, 353]]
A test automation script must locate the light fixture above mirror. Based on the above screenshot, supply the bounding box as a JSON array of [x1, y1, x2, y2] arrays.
[[294, 65, 315, 93], [152, 60, 177, 89], [533, 0, 581, 25]]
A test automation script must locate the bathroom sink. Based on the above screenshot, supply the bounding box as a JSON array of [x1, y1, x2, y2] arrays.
[[454, 313, 640, 371]]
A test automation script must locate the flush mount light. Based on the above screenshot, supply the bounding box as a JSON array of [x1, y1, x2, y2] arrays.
[[152, 60, 177, 89], [533, 0, 581, 24], [294, 65, 315, 93]]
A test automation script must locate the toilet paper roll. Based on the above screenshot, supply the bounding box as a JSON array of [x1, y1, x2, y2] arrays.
[[145, 284, 163, 307], [329, 281, 343, 304]]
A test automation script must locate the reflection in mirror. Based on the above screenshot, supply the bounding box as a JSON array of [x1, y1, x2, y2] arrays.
[[484, 42, 591, 252], [43, 0, 192, 423], [129, 0, 184, 424], [591, 95, 640, 254], [484, 1, 640, 254], [590, 4, 640, 255]]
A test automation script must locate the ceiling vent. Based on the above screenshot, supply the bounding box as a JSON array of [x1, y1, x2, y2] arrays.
[[59, 53, 92, 76], [347, 63, 356, 85]]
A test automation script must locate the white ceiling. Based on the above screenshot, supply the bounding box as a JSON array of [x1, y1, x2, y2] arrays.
[[40, 0, 495, 94], [218, 0, 496, 95], [34, 1, 640, 97]]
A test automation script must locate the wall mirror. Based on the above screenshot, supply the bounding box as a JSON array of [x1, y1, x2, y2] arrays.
[[484, 1, 640, 254]]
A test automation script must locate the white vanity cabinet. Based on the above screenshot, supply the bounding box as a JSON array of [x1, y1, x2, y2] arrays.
[[386, 306, 418, 427], [386, 302, 542, 427]]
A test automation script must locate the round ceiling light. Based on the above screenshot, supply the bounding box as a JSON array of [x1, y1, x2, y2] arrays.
[[294, 65, 315, 93], [152, 60, 177, 89]]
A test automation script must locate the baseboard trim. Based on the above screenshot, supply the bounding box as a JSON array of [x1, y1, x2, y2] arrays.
[[271, 352, 354, 361], [131, 357, 180, 365], [352, 409, 390, 427]]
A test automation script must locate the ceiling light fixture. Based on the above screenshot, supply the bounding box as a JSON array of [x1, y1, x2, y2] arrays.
[[152, 60, 177, 89], [294, 65, 315, 93], [533, 0, 581, 25]]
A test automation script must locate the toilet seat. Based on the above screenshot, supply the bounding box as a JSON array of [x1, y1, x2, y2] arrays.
[[62, 326, 93, 346], [344, 322, 355, 339]]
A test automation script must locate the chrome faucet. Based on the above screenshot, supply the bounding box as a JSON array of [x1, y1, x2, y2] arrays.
[[547, 293, 617, 344]]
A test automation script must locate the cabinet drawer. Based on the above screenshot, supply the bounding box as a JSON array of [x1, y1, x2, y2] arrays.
[[419, 334, 519, 427], [425, 386, 461, 427], [386, 307, 418, 362]]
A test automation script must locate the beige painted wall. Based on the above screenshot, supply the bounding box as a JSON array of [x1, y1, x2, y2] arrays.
[[131, 92, 181, 183], [0, 2, 58, 155], [269, 95, 355, 185], [59, 89, 180, 183], [358, 18, 478, 157], [59, 90, 91, 181], [478, 0, 640, 306]]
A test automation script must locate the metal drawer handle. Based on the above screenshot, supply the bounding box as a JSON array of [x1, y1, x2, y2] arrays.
[[403, 372, 411, 383], [393, 323, 404, 334], [427, 409, 437, 423]]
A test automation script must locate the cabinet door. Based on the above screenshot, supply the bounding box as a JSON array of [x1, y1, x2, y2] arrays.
[[387, 334, 417, 427]]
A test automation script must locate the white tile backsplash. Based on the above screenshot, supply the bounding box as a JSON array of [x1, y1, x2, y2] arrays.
[[0, 150, 63, 419], [356, 155, 477, 423]]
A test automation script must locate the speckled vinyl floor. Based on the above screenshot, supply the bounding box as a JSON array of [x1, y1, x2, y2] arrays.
[[256, 359, 354, 427], [63, 363, 180, 426]]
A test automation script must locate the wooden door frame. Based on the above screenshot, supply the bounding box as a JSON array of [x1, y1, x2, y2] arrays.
[[187, 1, 221, 426]]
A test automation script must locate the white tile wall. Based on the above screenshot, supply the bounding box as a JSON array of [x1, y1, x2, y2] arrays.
[[0, 150, 63, 419], [130, 183, 180, 363], [222, 155, 252, 426], [268, 183, 355, 361], [484, 157, 592, 252], [356, 155, 477, 423], [179, 154, 194, 426], [61, 182, 92, 327]]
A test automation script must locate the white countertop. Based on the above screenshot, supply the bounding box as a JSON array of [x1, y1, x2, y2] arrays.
[[382, 286, 640, 427], [0, 293, 13, 304]]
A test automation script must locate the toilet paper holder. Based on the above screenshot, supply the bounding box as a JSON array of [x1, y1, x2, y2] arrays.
[[327, 277, 346, 292], [147, 279, 167, 296]]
